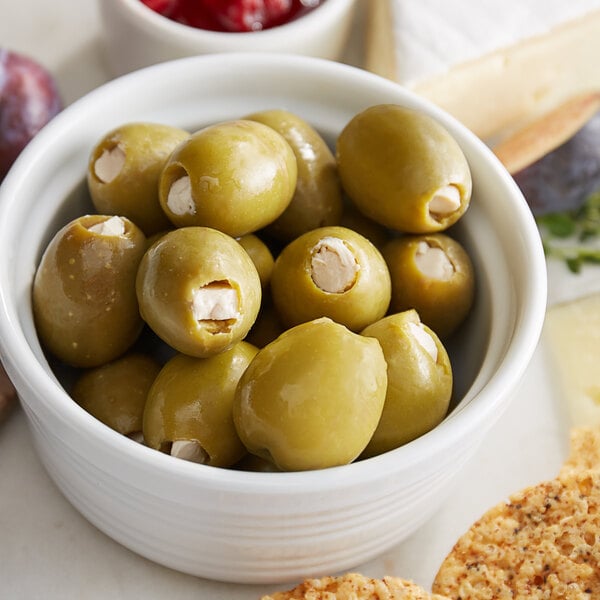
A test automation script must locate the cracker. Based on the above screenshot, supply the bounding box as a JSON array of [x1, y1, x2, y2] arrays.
[[432, 470, 600, 599], [560, 426, 600, 476], [261, 572, 450, 600]]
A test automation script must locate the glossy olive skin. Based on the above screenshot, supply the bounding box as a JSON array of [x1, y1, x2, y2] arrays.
[[144, 342, 258, 467], [383, 233, 475, 339], [87, 122, 190, 235], [71, 353, 161, 438], [246, 109, 343, 241], [237, 234, 274, 289], [33, 215, 147, 367], [361, 310, 453, 457], [336, 104, 472, 233], [233, 318, 387, 471], [270, 226, 391, 331], [159, 119, 297, 236], [136, 227, 262, 358]]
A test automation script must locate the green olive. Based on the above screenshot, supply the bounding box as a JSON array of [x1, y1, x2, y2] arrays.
[[233, 317, 387, 471], [144, 342, 258, 467], [87, 122, 190, 235], [336, 104, 472, 233], [383, 233, 475, 339], [71, 352, 161, 439], [340, 203, 391, 249], [136, 226, 262, 357], [237, 233, 274, 289], [158, 120, 297, 237], [33, 215, 147, 368], [270, 226, 391, 331], [361, 310, 453, 457], [245, 109, 343, 241]]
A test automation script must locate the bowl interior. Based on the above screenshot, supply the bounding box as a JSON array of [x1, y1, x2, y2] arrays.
[[0, 53, 546, 486]]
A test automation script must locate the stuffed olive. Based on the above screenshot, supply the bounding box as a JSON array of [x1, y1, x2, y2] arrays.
[[33, 215, 147, 368], [158, 119, 297, 237], [383, 233, 475, 339], [144, 342, 258, 467], [336, 104, 472, 233], [245, 109, 343, 241], [136, 226, 262, 358], [233, 318, 387, 471], [361, 310, 453, 457], [87, 122, 190, 235], [270, 226, 391, 331], [71, 352, 161, 440]]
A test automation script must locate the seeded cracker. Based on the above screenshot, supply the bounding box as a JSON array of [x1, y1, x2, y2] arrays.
[[559, 426, 600, 476], [261, 572, 450, 600], [432, 470, 600, 599]]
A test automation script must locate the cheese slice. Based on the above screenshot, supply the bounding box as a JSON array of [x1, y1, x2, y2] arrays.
[[544, 293, 600, 427], [366, 1, 600, 139]]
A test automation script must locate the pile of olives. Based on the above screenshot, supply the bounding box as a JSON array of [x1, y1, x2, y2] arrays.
[[32, 104, 476, 472]]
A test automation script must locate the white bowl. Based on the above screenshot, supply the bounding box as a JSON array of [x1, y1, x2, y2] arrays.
[[99, 0, 358, 76], [0, 54, 546, 584]]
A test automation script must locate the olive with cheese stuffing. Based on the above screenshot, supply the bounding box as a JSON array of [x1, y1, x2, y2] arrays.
[[382, 233, 475, 339], [71, 352, 161, 440], [361, 310, 453, 457], [87, 122, 190, 235], [33, 215, 147, 367], [336, 104, 472, 233], [144, 342, 258, 467], [158, 119, 297, 237], [270, 226, 391, 331], [136, 226, 262, 358], [245, 109, 343, 241], [233, 318, 387, 471]]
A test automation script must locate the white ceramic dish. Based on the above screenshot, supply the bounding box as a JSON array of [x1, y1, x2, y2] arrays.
[[0, 53, 546, 584], [99, 0, 357, 76]]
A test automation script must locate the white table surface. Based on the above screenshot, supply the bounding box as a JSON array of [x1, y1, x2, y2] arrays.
[[0, 1, 575, 597]]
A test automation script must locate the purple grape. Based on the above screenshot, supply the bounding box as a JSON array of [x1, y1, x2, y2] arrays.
[[0, 48, 62, 181], [513, 111, 600, 215]]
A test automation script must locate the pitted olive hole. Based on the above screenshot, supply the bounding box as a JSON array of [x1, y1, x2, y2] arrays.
[[162, 440, 210, 464], [415, 240, 455, 281], [192, 280, 240, 334], [93, 142, 125, 184], [428, 184, 461, 221], [86, 215, 126, 237], [310, 236, 359, 293], [166, 164, 195, 217]]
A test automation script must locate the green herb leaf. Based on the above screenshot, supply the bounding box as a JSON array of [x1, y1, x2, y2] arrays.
[[536, 212, 576, 237], [536, 190, 600, 272]]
